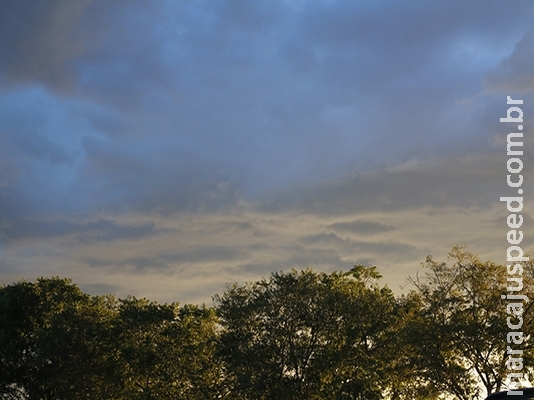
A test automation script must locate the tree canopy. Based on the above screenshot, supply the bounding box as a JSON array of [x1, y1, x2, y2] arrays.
[[0, 247, 532, 399]]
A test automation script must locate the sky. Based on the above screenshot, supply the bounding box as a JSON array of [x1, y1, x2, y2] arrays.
[[1, 0, 533, 305]]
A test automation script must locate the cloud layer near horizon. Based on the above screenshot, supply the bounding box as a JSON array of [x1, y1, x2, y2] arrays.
[[1, 0, 533, 303]]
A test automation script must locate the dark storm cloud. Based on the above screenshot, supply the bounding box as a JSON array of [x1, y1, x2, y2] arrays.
[[1, 0, 534, 302], [0, 0, 154, 92], [1, 0, 531, 223]]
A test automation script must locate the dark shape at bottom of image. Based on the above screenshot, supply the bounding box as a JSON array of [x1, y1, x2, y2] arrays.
[[486, 387, 534, 399]]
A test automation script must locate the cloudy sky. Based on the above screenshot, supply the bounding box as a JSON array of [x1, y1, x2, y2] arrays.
[[1, 0, 533, 304]]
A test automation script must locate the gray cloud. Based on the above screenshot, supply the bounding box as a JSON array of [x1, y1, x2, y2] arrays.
[[327, 220, 395, 235], [1, 0, 533, 303], [1, 216, 161, 245], [486, 28, 534, 92], [262, 153, 534, 215], [300, 232, 417, 258], [0, 0, 97, 90]]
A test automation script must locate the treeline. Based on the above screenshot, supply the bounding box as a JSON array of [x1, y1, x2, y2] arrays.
[[1, 246, 533, 400]]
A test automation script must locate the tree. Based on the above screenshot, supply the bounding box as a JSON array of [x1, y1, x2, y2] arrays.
[[0, 278, 223, 399], [0, 277, 120, 399], [44, 294, 122, 399], [406, 246, 534, 399], [116, 297, 222, 399], [3, 248, 530, 400], [382, 289, 445, 400], [215, 267, 397, 399]]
